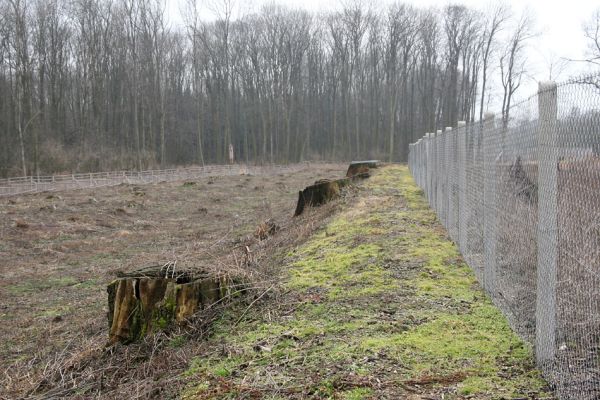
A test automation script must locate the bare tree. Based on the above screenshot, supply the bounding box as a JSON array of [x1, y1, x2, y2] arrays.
[[575, 8, 600, 89], [184, 0, 206, 166], [415, 8, 440, 135], [383, 4, 417, 162], [0, 0, 536, 176], [500, 11, 535, 129], [542, 50, 570, 80], [583, 8, 600, 67], [479, 3, 509, 122], [7, 0, 32, 176]]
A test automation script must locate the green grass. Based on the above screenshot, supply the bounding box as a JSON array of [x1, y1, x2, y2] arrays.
[[8, 276, 79, 294], [169, 335, 188, 348], [181, 165, 549, 399]]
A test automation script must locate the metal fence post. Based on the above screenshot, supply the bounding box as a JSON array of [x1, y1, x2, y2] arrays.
[[431, 132, 436, 205], [483, 113, 497, 293], [417, 140, 421, 187], [426, 133, 431, 204], [409, 143, 414, 175], [421, 137, 425, 190], [435, 130, 442, 215], [457, 121, 467, 251], [413, 141, 419, 186], [436, 129, 441, 216], [421, 138, 426, 189], [419, 138, 425, 188], [536, 81, 558, 364], [444, 127, 452, 231], [449, 126, 459, 240], [410, 141, 416, 185], [426, 133, 433, 205]]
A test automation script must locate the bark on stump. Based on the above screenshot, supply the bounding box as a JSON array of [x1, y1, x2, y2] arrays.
[[107, 265, 234, 344], [346, 160, 380, 178], [294, 178, 351, 216]]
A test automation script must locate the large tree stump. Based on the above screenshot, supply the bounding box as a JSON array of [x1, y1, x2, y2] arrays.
[[294, 178, 351, 216], [107, 265, 234, 344], [346, 160, 380, 178]]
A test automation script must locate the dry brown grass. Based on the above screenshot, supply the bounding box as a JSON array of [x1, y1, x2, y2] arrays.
[[0, 163, 347, 399]]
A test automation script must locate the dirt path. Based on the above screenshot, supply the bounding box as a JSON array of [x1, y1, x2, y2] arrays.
[[181, 165, 550, 399]]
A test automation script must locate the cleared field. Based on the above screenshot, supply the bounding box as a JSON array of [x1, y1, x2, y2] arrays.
[[0, 163, 345, 398], [0, 164, 550, 399]]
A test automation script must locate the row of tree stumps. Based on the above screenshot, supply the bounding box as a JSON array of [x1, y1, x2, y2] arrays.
[[294, 160, 379, 216], [106, 161, 379, 344]]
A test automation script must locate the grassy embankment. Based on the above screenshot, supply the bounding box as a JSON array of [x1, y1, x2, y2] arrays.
[[182, 165, 549, 399]]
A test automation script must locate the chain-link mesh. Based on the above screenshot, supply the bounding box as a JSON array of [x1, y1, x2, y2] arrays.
[[408, 73, 600, 400]]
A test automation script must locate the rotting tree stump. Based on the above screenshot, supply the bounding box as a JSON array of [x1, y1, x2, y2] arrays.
[[107, 264, 235, 344], [346, 160, 380, 178], [294, 178, 351, 217]]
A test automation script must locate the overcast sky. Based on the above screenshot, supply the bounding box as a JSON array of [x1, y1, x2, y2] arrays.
[[166, 0, 599, 104]]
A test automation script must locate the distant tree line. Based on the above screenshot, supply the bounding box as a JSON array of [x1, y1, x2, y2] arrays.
[[0, 0, 543, 177]]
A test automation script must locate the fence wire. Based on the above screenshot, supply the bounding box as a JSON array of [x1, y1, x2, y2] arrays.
[[409, 73, 600, 400], [0, 163, 309, 197]]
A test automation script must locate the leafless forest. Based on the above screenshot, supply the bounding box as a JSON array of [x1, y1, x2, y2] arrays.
[[0, 0, 544, 177]]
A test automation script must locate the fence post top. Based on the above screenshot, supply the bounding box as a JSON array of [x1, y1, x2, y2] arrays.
[[538, 80, 557, 92], [445, 126, 452, 131], [436, 130, 442, 135], [457, 121, 466, 127]]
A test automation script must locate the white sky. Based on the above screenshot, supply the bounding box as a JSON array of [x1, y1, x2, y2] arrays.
[[166, 0, 599, 104]]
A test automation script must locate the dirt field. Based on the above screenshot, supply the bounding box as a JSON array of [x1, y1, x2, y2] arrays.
[[0, 163, 550, 399], [0, 163, 346, 398]]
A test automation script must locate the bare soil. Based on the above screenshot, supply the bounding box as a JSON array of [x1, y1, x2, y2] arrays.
[[0, 163, 346, 398], [0, 164, 551, 400]]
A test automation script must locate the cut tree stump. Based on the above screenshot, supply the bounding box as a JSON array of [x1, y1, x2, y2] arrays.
[[107, 264, 235, 344], [294, 178, 351, 216], [346, 160, 380, 178]]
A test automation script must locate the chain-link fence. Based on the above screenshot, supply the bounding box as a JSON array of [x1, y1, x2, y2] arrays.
[[0, 163, 309, 197], [408, 73, 600, 400]]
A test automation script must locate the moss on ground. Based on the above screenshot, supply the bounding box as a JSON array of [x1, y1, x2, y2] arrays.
[[8, 276, 79, 294], [182, 165, 549, 399]]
